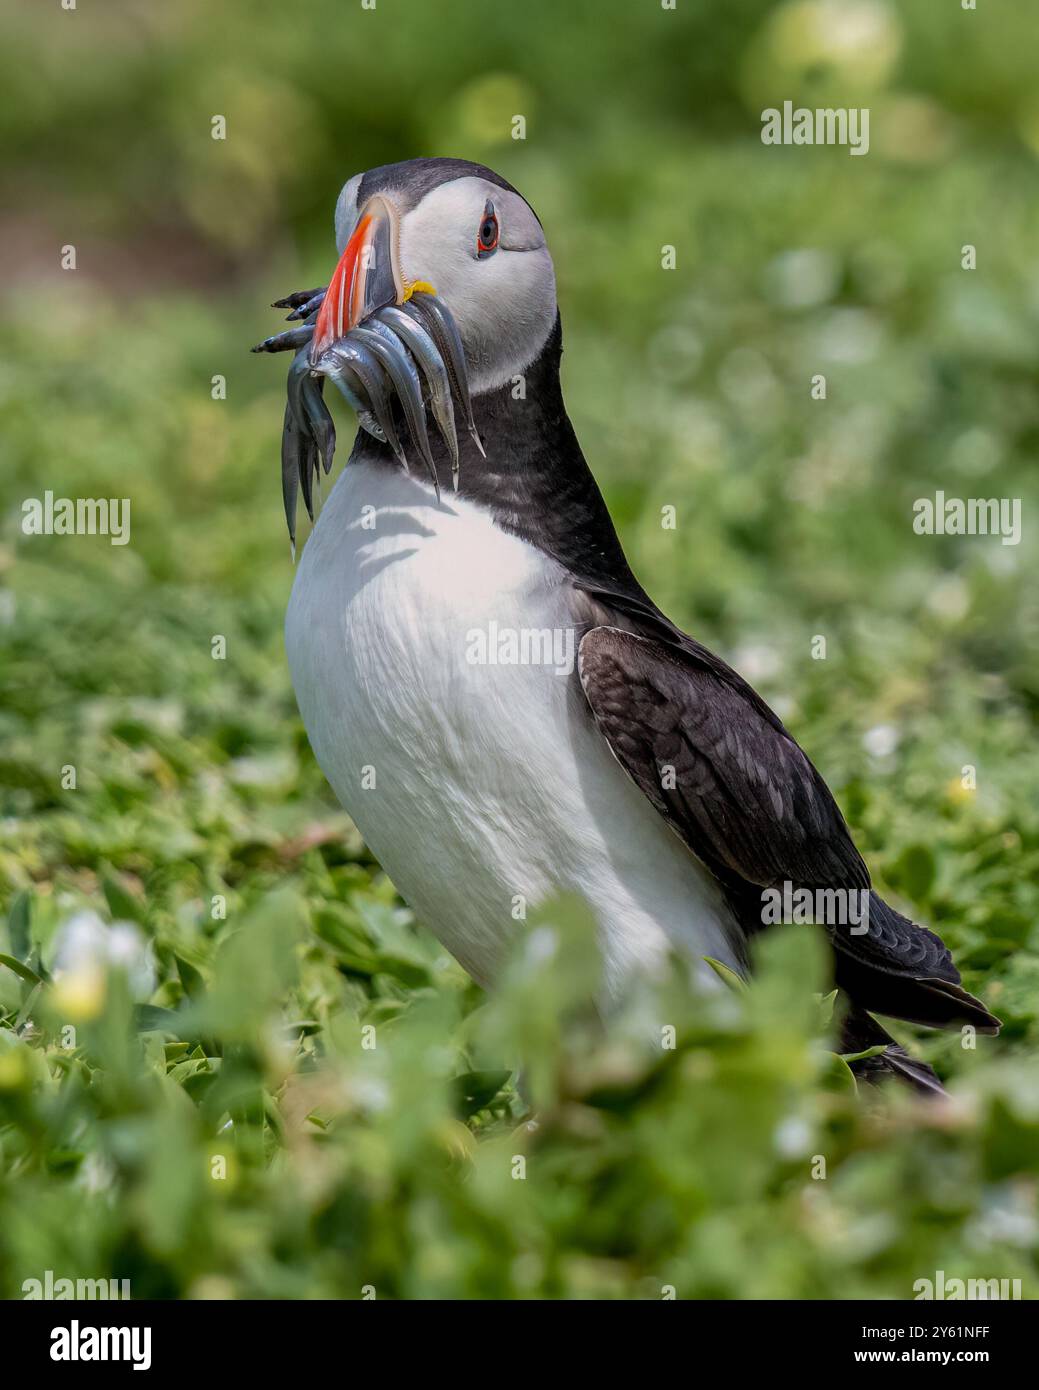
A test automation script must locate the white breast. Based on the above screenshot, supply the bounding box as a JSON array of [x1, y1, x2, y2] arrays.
[[285, 460, 739, 997]]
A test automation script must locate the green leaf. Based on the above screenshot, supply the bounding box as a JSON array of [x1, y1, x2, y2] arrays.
[[7, 892, 31, 962], [15, 982, 41, 1031], [182, 1068, 220, 1101], [134, 1004, 186, 1036], [167, 1057, 211, 1085], [175, 954, 206, 1000], [703, 956, 747, 992], [312, 904, 378, 975], [101, 869, 145, 924], [280, 1020, 322, 1037], [816, 988, 838, 1024], [839, 1045, 888, 1064], [0, 953, 41, 986], [453, 1069, 512, 1118], [28, 950, 51, 984], [894, 844, 936, 903], [822, 1051, 859, 1095]]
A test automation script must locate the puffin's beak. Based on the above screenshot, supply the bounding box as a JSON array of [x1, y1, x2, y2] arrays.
[[258, 194, 486, 541], [310, 194, 404, 360]]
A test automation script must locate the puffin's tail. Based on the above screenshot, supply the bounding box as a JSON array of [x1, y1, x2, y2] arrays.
[[838, 1003, 948, 1098], [833, 892, 1001, 1034]]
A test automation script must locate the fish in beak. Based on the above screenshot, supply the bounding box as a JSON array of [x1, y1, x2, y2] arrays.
[[253, 193, 484, 548]]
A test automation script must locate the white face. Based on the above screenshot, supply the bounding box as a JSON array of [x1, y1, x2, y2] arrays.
[[334, 174, 557, 396]]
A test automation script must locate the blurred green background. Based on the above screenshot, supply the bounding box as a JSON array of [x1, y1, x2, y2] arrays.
[[1, 0, 1038, 1299]]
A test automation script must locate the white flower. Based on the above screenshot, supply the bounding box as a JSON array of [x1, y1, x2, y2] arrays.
[[862, 724, 899, 759], [51, 911, 156, 1018]]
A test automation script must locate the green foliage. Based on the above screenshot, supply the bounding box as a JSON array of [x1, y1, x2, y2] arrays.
[[1, 0, 1038, 1298], [1, 893, 1037, 1299]]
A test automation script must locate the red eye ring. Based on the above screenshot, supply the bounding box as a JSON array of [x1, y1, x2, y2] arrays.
[[477, 201, 499, 257]]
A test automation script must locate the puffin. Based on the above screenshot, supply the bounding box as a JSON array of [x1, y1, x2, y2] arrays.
[[255, 156, 999, 1094]]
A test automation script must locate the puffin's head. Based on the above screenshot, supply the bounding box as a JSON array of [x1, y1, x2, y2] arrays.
[[322, 158, 557, 396], [257, 158, 558, 541]]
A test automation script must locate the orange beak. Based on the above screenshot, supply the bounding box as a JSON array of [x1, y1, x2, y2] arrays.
[[310, 195, 405, 362]]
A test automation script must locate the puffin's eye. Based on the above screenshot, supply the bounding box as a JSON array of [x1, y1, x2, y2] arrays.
[[476, 201, 499, 258]]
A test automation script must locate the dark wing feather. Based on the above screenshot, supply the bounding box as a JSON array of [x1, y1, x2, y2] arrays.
[[577, 625, 866, 892], [577, 625, 999, 1034]]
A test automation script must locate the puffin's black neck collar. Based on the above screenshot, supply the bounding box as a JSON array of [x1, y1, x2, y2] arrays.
[[350, 314, 649, 601]]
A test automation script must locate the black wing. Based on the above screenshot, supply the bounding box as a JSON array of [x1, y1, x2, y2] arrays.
[[577, 624, 999, 1034]]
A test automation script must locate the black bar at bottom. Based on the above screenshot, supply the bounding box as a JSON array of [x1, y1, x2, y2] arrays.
[[9, 1296, 1032, 1373]]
